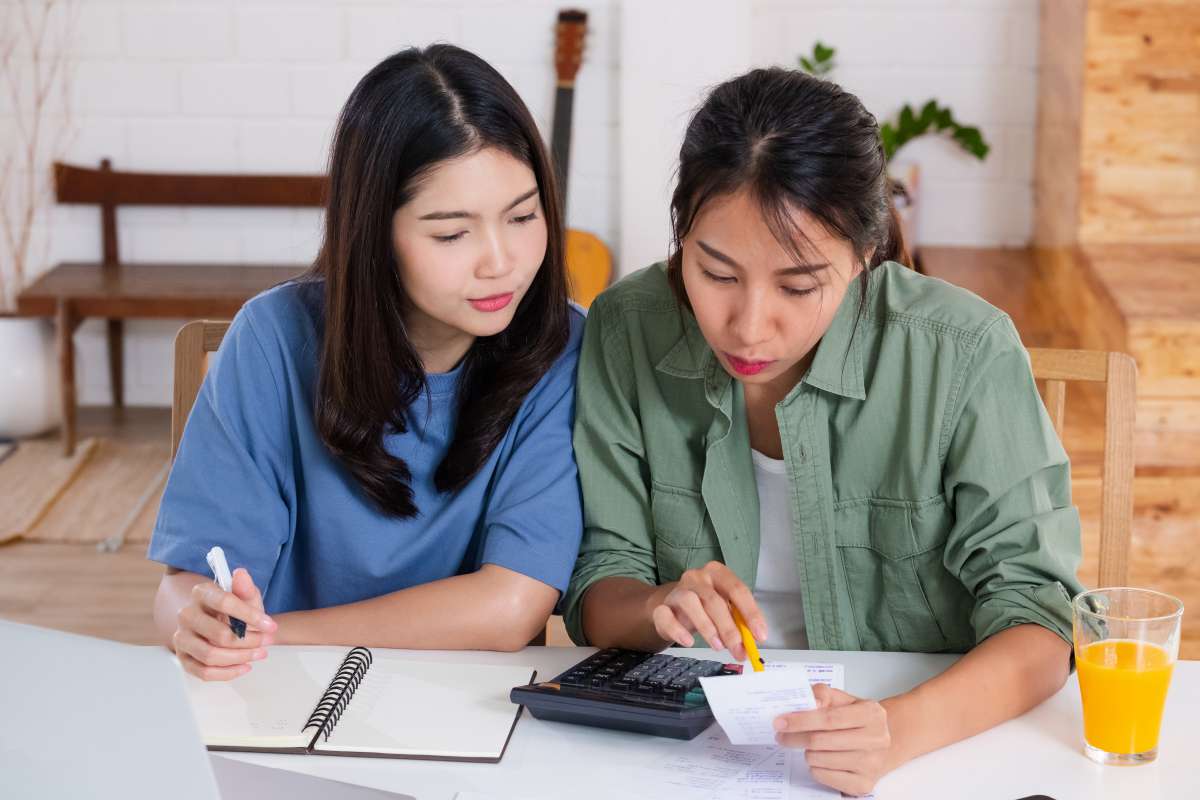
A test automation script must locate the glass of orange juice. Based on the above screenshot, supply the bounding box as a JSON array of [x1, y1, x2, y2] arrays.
[[1073, 587, 1184, 765]]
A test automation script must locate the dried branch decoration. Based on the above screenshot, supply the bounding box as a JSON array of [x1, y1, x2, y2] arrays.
[[0, 0, 77, 310]]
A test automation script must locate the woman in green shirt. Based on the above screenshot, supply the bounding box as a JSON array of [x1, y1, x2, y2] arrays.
[[565, 68, 1084, 794]]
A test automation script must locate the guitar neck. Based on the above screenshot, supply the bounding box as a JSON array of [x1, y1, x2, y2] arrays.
[[550, 84, 575, 213]]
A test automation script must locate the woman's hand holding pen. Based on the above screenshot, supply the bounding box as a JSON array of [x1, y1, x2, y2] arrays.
[[650, 560, 768, 662], [174, 568, 278, 681]]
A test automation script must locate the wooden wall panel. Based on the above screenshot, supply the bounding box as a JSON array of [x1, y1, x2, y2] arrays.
[[1075, 475, 1200, 658], [1078, 0, 1200, 245], [1033, 0, 1087, 247]]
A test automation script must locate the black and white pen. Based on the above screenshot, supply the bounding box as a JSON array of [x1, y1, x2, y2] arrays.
[[205, 546, 247, 639]]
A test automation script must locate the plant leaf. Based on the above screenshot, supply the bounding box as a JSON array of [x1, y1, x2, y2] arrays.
[[883, 99, 991, 162], [918, 100, 938, 128], [880, 124, 898, 162], [953, 126, 989, 159]]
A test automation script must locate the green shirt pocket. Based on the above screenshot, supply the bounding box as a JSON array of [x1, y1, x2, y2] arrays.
[[650, 482, 723, 583], [835, 496, 972, 653]]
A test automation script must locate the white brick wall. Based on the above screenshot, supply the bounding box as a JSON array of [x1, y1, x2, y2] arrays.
[[12, 0, 619, 405], [3, 0, 1037, 407], [751, 0, 1040, 247]]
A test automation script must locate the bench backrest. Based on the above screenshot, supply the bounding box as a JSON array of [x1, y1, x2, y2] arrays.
[[54, 159, 327, 267]]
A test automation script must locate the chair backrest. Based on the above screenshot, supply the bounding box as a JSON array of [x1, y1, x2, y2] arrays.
[[1028, 348, 1137, 588], [55, 161, 326, 268], [171, 320, 231, 460]]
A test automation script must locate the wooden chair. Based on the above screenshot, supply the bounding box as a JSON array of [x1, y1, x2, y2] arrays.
[[17, 160, 323, 457], [1029, 348, 1137, 588], [170, 318, 568, 646], [171, 320, 230, 459]]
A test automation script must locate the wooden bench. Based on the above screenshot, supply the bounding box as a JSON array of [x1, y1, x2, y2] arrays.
[[15, 160, 325, 456]]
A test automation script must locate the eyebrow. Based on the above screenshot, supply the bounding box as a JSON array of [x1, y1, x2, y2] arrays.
[[417, 187, 539, 221], [696, 240, 830, 275]]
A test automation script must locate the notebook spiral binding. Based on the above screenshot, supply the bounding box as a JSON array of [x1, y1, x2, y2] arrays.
[[302, 646, 373, 742]]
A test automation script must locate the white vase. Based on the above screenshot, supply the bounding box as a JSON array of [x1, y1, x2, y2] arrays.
[[0, 317, 61, 438]]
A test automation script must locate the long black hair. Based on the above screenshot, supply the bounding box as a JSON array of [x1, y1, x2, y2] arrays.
[[308, 44, 569, 519], [667, 67, 907, 305]]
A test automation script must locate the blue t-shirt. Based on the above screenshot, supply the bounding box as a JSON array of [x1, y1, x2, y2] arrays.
[[148, 280, 585, 614]]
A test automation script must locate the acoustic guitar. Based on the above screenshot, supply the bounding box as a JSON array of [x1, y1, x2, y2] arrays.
[[552, 9, 613, 308]]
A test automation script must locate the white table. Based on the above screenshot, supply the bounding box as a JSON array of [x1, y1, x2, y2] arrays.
[[219, 647, 1200, 800]]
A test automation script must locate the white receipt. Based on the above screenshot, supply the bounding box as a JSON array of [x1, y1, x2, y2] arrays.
[[699, 669, 818, 746], [699, 661, 845, 748]]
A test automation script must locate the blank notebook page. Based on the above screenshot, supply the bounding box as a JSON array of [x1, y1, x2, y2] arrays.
[[186, 647, 346, 749], [317, 656, 536, 759]]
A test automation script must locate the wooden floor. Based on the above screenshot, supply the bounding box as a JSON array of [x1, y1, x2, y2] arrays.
[[1, 249, 1196, 658], [0, 406, 169, 644]]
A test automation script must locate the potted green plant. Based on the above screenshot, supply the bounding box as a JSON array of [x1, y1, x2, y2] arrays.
[[797, 42, 991, 263]]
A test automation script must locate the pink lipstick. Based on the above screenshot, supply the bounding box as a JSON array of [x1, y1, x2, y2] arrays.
[[469, 293, 513, 312], [724, 353, 775, 376]]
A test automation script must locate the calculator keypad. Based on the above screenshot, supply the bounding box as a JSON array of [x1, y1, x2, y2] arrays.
[[551, 648, 740, 707]]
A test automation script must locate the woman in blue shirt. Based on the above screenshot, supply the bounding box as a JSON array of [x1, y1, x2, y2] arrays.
[[150, 45, 585, 680]]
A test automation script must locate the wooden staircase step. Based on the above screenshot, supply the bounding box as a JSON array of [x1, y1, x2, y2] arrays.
[[1083, 245, 1200, 398], [1029, 245, 1200, 470], [1137, 398, 1200, 471]]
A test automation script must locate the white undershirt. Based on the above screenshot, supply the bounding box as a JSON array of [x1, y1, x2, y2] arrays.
[[751, 449, 809, 650]]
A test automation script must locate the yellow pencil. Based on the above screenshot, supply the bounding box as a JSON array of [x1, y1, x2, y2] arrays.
[[731, 605, 765, 672]]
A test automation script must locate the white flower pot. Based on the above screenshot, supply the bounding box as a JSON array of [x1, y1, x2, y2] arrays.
[[0, 317, 61, 438]]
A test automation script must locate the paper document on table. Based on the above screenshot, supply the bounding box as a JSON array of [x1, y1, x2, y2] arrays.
[[699, 669, 818, 746], [643, 728, 775, 796], [635, 728, 839, 800], [763, 661, 845, 690]]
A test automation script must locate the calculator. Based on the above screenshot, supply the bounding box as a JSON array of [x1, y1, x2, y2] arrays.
[[510, 648, 742, 740]]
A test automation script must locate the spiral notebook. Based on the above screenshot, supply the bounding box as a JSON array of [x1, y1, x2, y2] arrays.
[[184, 646, 536, 763]]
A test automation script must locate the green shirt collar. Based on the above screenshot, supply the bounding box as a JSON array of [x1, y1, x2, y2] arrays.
[[654, 309, 712, 379], [798, 268, 872, 402], [655, 268, 873, 402]]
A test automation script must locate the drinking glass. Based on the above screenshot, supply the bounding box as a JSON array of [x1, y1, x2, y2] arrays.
[[1073, 587, 1184, 765]]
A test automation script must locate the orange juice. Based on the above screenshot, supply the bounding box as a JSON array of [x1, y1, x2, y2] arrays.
[[1077, 639, 1174, 754]]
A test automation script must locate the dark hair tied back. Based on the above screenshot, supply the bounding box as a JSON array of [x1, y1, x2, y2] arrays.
[[667, 67, 908, 304]]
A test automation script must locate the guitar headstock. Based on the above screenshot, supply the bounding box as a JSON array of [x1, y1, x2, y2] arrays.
[[554, 9, 588, 86]]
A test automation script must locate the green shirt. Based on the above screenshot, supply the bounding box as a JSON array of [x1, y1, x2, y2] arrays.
[[564, 261, 1083, 652]]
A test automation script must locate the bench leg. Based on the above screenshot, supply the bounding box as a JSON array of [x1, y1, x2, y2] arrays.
[[56, 300, 78, 457], [107, 318, 124, 409]]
